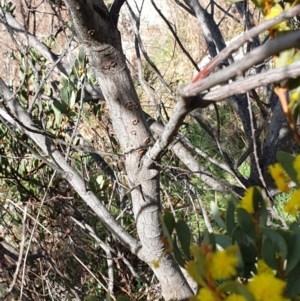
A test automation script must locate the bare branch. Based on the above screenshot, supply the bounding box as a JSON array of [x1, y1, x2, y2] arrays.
[[151, 0, 199, 71], [126, 2, 175, 97], [180, 30, 300, 97], [0, 12, 69, 76], [7, 206, 27, 294], [200, 61, 300, 102], [0, 78, 142, 258], [110, 0, 126, 25], [191, 4, 300, 85], [145, 113, 243, 195], [183, 0, 225, 57]]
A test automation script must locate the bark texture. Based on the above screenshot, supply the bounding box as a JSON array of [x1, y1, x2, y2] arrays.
[[62, 0, 193, 299]]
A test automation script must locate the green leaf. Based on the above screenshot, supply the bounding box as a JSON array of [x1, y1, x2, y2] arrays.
[[286, 260, 300, 298], [78, 47, 85, 66], [69, 74, 76, 85], [162, 211, 175, 236], [236, 208, 256, 240], [274, 47, 295, 69], [190, 244, 206, 278], [203, 230, 216, 251], [215, 234, 231, 249], [52, 99, 68, 115], [175, 220, 191, 259], [226, 199, 236, 236], [19, 159, 26, 176], [286, 223, 300, 275], [261, 237, 279, 270], [173, 235, 185, 267], [252, 188, 268, 226], [160, 212, 174, 251], [231, 226, 246, 244], [96, 175, 105, 189], [218, 281, 255, 301], [260, 227, 288, 260], [276, 151, 298, 185], [210, 201, 226, 229], [60, 82, 69, 104], [186, 260, 205, 286], [238, 242, 257, 276]]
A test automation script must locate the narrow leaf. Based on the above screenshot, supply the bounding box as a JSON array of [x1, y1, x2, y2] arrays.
[[175, 220, 191, 259], [215, 234, 231, 249], [203, 230, 216, 251], [162, 211, 175, 236], [219, 281, 256, 301], [173, 236, 185, 267], [261, 237, 279, 270], [286, 223, 300, 275], [226, 199, 236, 236], [286, 261, 300, 298], [236, 208, 256, 240], [260, 227, 288, 260]]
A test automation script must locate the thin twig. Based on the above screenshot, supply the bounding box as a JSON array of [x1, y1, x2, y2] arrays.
[[65, 75, 85, 160], [7, 206, 27, 293], [7, 200, 52, 234], [19, 172, 56, 300], [126, 2, 175, 97], [196, 192, 213, 233], [246, 92, 268, 191], [151, 0, 199, 71], [27, 36, 73, 113]]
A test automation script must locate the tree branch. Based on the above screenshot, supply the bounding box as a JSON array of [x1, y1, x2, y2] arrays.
[[198, 61, 300, 102], [180, 29, 300, 97], [0, 12, 69, 76], [0, 78, 142, 259], [110, 0, 126, 25]]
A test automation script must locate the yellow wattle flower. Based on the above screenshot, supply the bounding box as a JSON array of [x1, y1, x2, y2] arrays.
[[224, 294, 248, 301], [247, 273, 288, 301], [209, 245, 239, 280], [194, 287, 220, 301], [238, 187, 255, 214], [284, 189, 300, 217], [269, 163, 290, 192], [257, 259, 273, 275], [265, 4, 288, 31]]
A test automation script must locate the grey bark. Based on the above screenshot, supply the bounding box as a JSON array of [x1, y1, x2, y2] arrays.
[[60, 0, 193, 299]]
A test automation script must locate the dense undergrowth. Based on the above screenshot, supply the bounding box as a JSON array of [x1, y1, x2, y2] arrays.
[[0, 0, 300, 300]]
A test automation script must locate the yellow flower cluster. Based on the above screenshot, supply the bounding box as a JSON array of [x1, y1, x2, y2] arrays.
[[238, 187, 256, 214], [247, 273, 289, 301], [284, 189, 300, 216], [257, 259, 273, 275], [188, 249, 289, 301], [194, 287, 218, 301], [193, 289, 247, 301], [268, 163, 290, 193], [209, 246, 239, 280], [268, 155, 300, 217], [225, 294, 247, 301]]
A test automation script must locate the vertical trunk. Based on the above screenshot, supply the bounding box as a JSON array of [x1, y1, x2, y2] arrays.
[[63, 0, 193, 299]]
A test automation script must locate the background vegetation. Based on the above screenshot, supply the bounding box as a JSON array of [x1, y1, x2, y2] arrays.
[[0, 0, 300, 300]]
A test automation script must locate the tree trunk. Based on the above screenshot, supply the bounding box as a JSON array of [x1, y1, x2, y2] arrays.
[[63, 0, 193, 299]]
